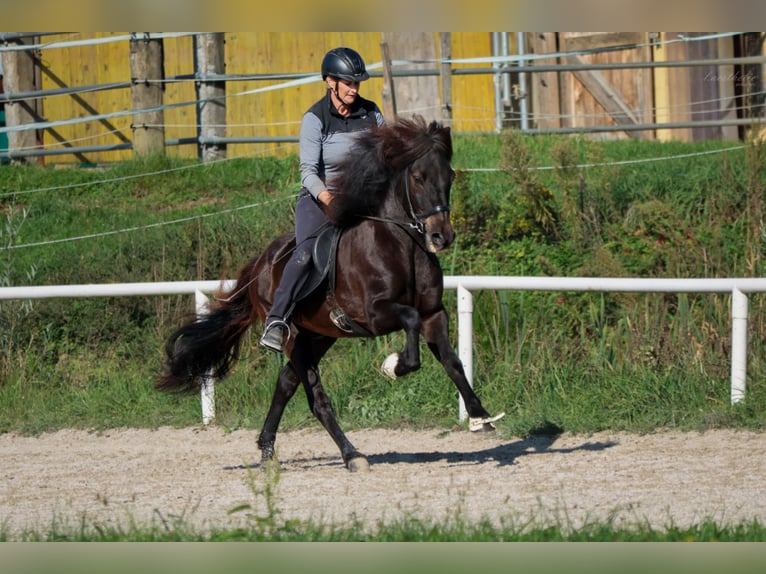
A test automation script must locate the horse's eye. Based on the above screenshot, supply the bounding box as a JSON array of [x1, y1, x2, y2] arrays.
[[449, 168, 456, 182], [412, 174, 424, 185]]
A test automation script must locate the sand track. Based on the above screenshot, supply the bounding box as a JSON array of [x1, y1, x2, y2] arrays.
[[2, 427, 764, 538]]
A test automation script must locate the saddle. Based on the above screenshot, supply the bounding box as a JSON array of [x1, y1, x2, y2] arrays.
[[274, 224, 371, 336]]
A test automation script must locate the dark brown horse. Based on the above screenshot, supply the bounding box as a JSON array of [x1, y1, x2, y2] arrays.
[[157, 115, 504, 472]]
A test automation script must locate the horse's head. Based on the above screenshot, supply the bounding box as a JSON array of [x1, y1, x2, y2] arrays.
[[402, 144, 456, 253], [326, 114, 456, 253], [387, 115, 455, 253]]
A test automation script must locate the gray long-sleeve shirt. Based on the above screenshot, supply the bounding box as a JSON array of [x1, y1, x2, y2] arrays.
[[299, 91, 385, 199]]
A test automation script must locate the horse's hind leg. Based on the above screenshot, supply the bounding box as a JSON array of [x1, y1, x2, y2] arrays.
[[290, 333, 369, 472], [257, 363, 302, 463], [257, 335, 338, 465], [422, 309, 505, 432]]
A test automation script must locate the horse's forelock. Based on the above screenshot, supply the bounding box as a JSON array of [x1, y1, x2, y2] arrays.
[[384, 116, 451, 169]]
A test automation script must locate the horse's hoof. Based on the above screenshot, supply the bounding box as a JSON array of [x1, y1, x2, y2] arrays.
[[469, 412, 506, 432], [347, 456, 370, 473], [259, 441, 275, 461], [381, 353, 399, 379], [260, 458, 281, 474]]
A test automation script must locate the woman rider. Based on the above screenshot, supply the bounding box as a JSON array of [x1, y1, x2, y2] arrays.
[[260, 47, 386, 353]]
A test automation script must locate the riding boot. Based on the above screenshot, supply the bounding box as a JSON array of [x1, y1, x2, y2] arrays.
[[260, 243, 313, 353]]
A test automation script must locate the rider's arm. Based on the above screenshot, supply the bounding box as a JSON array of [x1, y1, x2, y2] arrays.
[[299, 112, 328, 201]]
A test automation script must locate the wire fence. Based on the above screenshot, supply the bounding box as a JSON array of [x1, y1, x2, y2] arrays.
[[0, 138, 750, 252]]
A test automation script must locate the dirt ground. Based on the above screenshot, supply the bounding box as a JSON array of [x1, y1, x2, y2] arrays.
[[1, 426, 765, 538]]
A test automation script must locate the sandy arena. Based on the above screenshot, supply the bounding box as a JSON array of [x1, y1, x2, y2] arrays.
[[1, 426, 765, 538]]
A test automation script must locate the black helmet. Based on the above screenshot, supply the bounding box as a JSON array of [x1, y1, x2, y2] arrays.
[[321, 47, 370, 82]]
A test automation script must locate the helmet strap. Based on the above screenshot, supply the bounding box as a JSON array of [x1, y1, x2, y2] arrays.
[[328, 81, 351, 116]]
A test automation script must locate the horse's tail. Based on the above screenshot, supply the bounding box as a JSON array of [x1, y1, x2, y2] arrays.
[[156, 259, 262, 395]]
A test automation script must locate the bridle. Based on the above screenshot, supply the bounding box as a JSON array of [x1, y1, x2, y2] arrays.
[[364, 164, 452, 236], [403, 167, 451, 234]]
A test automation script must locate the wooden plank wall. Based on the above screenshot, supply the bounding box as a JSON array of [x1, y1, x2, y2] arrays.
[[30, 32, 758, 164], [653, 32, 739, 142], [161, 35, 197, 158], [35, 32, 496, 164], [379, 32, 439, 121], [529, 32, 754, 143], [224, 32, 385, 154], [38, 32, 134, 162], [556, 32, 654, 140], [528, 33, 561, 130]]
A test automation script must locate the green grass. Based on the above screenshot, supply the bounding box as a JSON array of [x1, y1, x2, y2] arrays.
[[7, 516, 766, 542]]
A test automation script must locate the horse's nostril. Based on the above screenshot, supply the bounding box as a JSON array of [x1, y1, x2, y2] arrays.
[[430, 232, 454, 252]]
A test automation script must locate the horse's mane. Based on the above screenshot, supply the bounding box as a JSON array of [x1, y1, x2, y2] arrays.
[[325, 114, 452, 227]]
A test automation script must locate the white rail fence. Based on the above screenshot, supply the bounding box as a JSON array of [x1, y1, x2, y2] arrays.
[[1, 276, 763, 424]]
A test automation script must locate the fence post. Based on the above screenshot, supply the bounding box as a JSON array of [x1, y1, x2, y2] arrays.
[[439, 32, 452, 127], [457, 284, 473, 422], [731, 287, 748, 404], [0, 35, 42, 164], [195, 289, 216, 424], [380, 41, 397, 121], [195, 32, 226, 162], [129, 33, 166, 158]]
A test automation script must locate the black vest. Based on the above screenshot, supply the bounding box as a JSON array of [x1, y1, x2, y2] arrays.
[[309, 91, 380, 138]]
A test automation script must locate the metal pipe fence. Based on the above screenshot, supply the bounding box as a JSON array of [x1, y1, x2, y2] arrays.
[[0, 276, 761, 424]]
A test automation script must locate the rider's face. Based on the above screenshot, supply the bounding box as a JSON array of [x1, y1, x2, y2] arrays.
[[329, 78, 360, 106]]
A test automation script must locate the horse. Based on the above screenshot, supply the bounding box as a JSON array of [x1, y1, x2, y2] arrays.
[[156, 115, 504, 472]]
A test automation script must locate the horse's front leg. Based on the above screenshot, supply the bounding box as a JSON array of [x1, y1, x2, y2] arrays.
[[422, 309, 505, 432], [289, 333, 369, 472], [380, 304, 423, 379]]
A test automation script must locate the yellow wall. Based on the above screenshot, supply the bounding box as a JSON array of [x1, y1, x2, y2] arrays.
[[450, 32, 498, 133], [40, 32, 134, 161], [35, 32, 759, 162], [38, 32, 498, 164]]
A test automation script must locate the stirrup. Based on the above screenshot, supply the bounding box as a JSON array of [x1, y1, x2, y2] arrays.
[[260, 320, 290, 353]]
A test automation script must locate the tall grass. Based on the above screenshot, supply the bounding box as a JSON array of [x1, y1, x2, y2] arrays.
[[0, 135, 764, 436]]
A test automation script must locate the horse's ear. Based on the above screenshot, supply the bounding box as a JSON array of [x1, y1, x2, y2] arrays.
[[431, 119, 449, 134]]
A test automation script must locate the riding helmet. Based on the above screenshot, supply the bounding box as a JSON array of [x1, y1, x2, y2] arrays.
[[321, 47, 370, 82]]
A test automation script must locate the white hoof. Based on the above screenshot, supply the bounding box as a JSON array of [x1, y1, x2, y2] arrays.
[[381, 353, 399, 379], [469, 412, 506, 432]]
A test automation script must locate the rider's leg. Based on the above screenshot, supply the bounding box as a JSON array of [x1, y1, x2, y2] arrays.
[[259, 242, 312, 351], [260, 190, 328, 353]]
